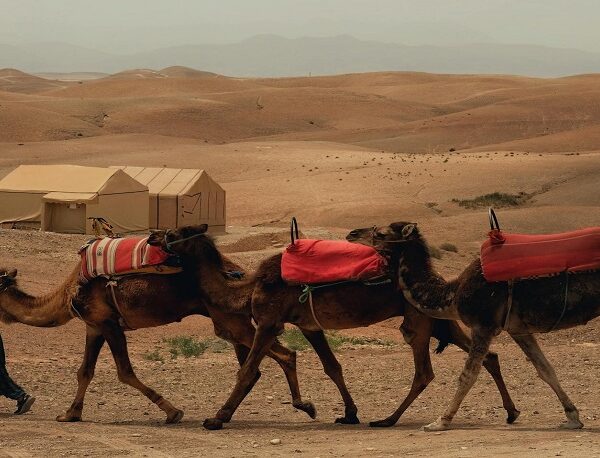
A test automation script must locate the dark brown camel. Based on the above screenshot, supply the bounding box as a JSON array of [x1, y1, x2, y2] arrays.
[[0, 235, 315, 423], [158, 225, 519, 430], [349, 221, 600, 431]]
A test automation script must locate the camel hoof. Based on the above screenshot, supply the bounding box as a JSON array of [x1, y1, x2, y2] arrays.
[[56, 414, 81, 422], [369, 418, 396, 428], [334, 415, 360, 425], [559, 420, 584, 430], [423, 417, 450, 432], [293, 401, 317, 419], [166, 409, 184, 424], [506, 409, 521, 424], [203, 418, 224, 430]]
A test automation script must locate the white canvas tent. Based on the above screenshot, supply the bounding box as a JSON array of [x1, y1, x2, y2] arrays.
[[0, 165, 149, 234], [111, 166, 226, 231]]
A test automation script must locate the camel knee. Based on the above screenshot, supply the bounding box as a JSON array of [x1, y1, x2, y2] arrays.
[[323, 360, 343, 379], [117, 368, 136, 385], [277, 348, 296, 370], [400, 325, 416, 345], [77, 366, 94, 382]]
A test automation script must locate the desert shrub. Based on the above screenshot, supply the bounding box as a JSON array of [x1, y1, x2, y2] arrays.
[[164, 336, 208, 358], [451, 192, 530, 209], [428, 245, 443, 259], [143, 350, 164, 362], [439, 242, 458, 253], [281, 329, 395, 352]]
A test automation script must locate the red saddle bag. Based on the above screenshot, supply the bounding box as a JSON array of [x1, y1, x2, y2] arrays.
[[481, 210, 600, 282]]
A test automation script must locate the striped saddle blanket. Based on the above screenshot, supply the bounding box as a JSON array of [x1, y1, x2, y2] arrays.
[[79, 236, 181, 282], [481, 227, 600, 282]]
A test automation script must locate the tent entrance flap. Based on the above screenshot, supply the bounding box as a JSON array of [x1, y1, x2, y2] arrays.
[[43, 202, 86, 233]]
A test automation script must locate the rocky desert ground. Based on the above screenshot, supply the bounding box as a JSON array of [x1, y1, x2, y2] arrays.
[[0, 68, 599, 457]]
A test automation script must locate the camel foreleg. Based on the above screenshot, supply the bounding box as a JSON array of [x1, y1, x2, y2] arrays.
[[370, 319, 434, 427], [57, 326, 105, 422], [424, 327, 494, 432], [210, 307, 316, 419], [511, 333, 583, 429], [446, 321, 520, 424], [203, 324, 279, 430]]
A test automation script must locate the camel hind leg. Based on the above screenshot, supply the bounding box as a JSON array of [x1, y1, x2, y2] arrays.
[[511, 333, 583, 429], [445, 321, 520, 424], [57, 326, 105, 422], [101, 321, 184, 424], [301, 329, 359, 424]]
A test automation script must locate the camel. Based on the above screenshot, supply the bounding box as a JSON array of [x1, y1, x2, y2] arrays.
[[0, 232, 316, 424], [157, 225, 519, 430], [348, 221, 600, 431]]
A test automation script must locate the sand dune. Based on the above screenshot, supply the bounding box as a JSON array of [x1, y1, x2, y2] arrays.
[[1, 68, 599, 154]]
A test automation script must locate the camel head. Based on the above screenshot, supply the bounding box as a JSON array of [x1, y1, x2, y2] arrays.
[[149, 224, 223, 267], [0, 268, 18, 291], [346, 222, 420, 248], [0, 268, 19, 323], [346, 222, 431, 272]]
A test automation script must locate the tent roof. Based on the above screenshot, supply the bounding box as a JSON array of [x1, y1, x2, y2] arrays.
[[43, 192, 98, 203], [0, 165, 146, 194], [111, 166, 222, 196]]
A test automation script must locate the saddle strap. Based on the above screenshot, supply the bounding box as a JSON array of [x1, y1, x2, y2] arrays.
[[307, 289, 325, 331], [106, 279, 136, 330]]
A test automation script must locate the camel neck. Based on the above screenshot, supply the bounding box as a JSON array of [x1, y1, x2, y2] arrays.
[[397, 245, 458, 319], [0, 282, 74, 327], [194, 260, 252, 314]]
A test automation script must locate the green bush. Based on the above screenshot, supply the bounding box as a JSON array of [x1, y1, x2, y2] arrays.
[[281, 329, 395, 352], [439, 242, 458, 253], [143, 350, 164, 362], [428, 245, 443, 259], [451, 192, 530, 209], [164, 336, 208, 358]]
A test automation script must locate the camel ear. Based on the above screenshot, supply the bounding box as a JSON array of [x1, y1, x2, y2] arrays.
[[401, 224, 417, 238], [8, 269, 17, 278], [198, 224, 208, 233]]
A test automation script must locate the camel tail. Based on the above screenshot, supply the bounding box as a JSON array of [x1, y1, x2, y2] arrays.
[[432, 319, 452, 354]]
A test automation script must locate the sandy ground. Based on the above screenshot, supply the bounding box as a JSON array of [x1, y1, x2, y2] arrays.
[[0, 69, 599, 456], [1, 224, 600, 457]]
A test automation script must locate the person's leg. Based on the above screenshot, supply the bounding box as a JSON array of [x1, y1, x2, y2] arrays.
[[0, 333, 35, 414]]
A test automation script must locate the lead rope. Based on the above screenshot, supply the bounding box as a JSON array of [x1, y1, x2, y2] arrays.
[[548, 270, 569, 333], [503, 280, 514, 331], [307, 289, 325, 330], [107, 279, 136, 330]]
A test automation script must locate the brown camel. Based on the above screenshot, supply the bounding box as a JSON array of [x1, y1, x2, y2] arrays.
[[157, 225, 519, 430], [349, 221, 600, 431], [0, 234, 315, 424]]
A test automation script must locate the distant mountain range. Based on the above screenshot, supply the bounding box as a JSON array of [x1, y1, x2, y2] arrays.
[[2, 35, 600, 77]]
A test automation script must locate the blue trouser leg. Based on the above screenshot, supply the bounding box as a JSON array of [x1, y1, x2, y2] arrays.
[[0, 333, 25, 400]]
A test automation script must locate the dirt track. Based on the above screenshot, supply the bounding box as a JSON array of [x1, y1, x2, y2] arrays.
[[1, 229, 600, 457]]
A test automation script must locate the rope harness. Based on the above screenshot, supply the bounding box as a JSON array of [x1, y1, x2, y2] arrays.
[[164, 230, 206, 252], [106, 278, 136, 330]]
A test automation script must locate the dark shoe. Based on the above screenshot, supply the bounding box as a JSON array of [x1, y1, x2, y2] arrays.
[[14, 394, 35, 415]]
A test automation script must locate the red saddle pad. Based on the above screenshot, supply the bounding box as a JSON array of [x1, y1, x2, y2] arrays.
[[481, 227, 600, 282], [281, 239, 387, 284], [79, 236, 175, 281]]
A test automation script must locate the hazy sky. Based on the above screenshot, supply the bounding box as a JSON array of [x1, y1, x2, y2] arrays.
[[2, 0, 600, 54]]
